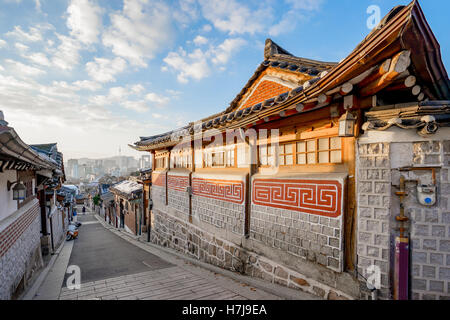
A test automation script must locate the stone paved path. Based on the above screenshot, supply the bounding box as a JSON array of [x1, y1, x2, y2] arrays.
[[59, 267, 246, 300], [46, 206, 283, 300]]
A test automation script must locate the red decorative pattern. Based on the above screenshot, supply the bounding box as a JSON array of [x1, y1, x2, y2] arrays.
[[192, 178, 245, 204], [252, 179, 343, 218], [152, 172, 166, 187], [0, 201, 39, 258], [168, 175, 189, 191]]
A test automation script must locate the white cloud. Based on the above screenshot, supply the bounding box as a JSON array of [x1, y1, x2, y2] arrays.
[[102, 0, 174, 67], [0, 73, 164, 159], [39, 81, 80, 99], [173, 0, 199, 26], [145, 92, 170, 106], [271, 0, 323, 36], [285, 0, 323, 10], [201, 24, 212, 32], [5, 59, 46, 77], [15, 42, 29, 52], [23, 52, 51, 66], [163, 37, 246, 83], [72, 80, 102, 91], [130, 84, 145, 94], [193, 35, 208, 46], [198, 0, 271, 35], [0, 39, 7, 48], [198, 0, 322, 36], [122, 100, 149, 113], [88, 84, 169, 113], [86, 57, 127, 83], [109, 86, 129, 101], [67, 0, 102, 45], [210, 38, 246, 65], [51, 34, 82, 70], [163, 48, 210, 83], [5, 25, 44, 42], [34, 0, 41, 11]]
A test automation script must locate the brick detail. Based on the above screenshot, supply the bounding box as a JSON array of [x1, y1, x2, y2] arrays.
[[0, 201, 42, 300], [192, 196, 245, 235], [240, 80, 290, 110], [409, 141, 450, 300], [152, 172, 166, 187], [356, 142, 392, 299], [168, 189, 190, 219], [250, 203, 343, 272], [0, 202, 40, 259]]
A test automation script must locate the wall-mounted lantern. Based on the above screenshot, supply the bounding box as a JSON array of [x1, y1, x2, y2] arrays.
[[7, 180, 27, 201], [338, 110, 357, 137]]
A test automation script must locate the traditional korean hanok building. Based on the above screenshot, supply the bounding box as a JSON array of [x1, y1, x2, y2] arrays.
[[131, 1, 449, 300], [30, 143, 67, 256], [109, 179, 143, 235], [0, 113, 64, 300], [135, 168, 152, 235], [100, 191, 115, 225]]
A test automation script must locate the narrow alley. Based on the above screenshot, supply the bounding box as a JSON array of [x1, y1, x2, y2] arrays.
[[28, 206, 316, 301]]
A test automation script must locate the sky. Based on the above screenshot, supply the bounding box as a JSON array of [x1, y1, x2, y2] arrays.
[[0, 0, 448, 161]]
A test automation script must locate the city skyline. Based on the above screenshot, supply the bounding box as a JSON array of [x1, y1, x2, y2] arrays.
[[65, 154, 151, 180]]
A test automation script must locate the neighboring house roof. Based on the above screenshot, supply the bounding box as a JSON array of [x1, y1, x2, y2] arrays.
[[0, 125, 59, 171], [110, 180, 142, 199], [131, 1, 449, 152], [100, 191, 114, 203]]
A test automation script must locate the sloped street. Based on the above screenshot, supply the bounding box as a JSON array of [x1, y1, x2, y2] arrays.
[[29, 206, 316, 300]]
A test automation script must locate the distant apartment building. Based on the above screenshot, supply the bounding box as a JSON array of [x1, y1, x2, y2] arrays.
[[67, 159, 79, 179], [139, 155, 151, 170]]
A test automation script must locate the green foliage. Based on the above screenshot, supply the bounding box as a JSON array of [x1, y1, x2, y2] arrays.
[[93, 194, 101, 206]]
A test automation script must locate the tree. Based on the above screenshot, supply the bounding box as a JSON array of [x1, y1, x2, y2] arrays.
[[93, 194, 101, 206]]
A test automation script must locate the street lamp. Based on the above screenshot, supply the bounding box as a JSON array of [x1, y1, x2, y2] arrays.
[[338, 110, 357, 137], [7, 181, 27, 201]]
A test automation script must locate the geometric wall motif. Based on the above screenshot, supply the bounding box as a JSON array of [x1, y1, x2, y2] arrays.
[[192, 178, 245, 204], [252, 179, 343, 218], [167, 175, 189, 191], [152, 172, 166, 187]]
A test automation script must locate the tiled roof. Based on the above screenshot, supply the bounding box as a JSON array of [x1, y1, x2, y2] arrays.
[[31, 143, 64, 173], [132, 1, 449, 151]]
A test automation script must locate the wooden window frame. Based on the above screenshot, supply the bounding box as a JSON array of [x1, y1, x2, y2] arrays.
[[155, 156, 167, 170], [202, 145, 237, 169], [258, 135, 343, 168], [278, 143, 294, 166]]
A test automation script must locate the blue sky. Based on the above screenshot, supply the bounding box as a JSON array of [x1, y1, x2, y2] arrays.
[[0, 0, 448, 160]]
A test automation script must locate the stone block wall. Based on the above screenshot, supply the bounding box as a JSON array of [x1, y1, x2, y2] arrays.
[[167, 174, 190, 220], [192, 196, 245, 235], [407, 141, 450, 300], [191, 174, 246, 235], [250, 175, 346, 272], [150, 208, 353, 300], [357, 136, 450, 300], [356, 142, 392, 299], [250, 204, 343, 271], [152, 171, 166, 208], [0, 200, 43, 300]]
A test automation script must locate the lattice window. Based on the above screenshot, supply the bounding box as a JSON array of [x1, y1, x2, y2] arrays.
[[296, 137, 342, 165], [279, 143, 294, 166], [203, 146, 236, 168]]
